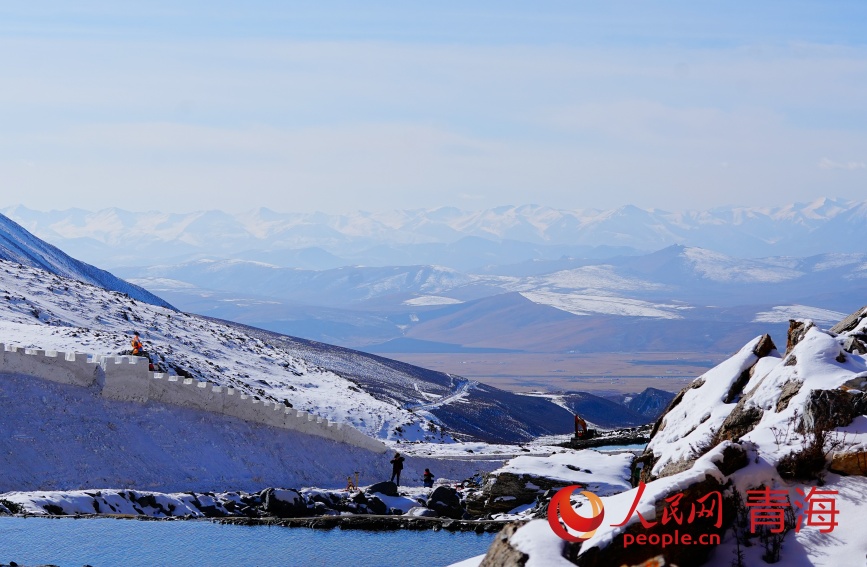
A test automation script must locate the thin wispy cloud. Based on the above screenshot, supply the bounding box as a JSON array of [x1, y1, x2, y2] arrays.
[[1, 3, 866, 212], [818, 158, 866, 170]]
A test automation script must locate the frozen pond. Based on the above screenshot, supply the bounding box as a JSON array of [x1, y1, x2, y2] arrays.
[[0, 517, 494, 567]]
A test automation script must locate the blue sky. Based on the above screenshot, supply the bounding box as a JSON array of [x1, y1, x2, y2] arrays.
[[1, 2, 866, 213]]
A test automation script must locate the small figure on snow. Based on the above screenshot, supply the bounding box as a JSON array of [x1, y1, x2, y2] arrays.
[[574, 414, 589, 439], [423, 468, 434, 488], [390, 452, 405, 486], [131, 332, 145, 357]]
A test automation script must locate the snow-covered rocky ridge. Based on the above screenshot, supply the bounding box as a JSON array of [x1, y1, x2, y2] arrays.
[[0, 212, 172, 309], [471, 307, 867, 567]]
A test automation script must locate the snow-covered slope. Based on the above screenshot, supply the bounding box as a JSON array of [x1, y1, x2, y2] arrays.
[[0, 257, 573, 444], [0, 212, 173, 310]]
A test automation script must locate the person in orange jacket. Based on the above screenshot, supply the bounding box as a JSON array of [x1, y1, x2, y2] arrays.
[[131, 332, 144, 356]]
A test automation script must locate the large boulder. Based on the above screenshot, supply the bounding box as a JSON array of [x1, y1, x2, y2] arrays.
[[829, 450, 867, 476], [801, 389, 860, 432], [427, 486, 464, 519], [262, 488, 308, 518], [366, 481, 398, 497], [366, 495, 388, 515]]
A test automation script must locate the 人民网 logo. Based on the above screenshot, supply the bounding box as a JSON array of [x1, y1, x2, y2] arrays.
[[547, 485, 605, 542]]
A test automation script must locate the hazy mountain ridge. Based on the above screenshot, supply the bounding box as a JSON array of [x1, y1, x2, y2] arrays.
[[114, 245, 859, 353], [4, 197, 866, 269]]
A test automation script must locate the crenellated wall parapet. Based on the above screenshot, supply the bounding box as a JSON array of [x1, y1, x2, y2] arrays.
[[1, 344, 387, 453]]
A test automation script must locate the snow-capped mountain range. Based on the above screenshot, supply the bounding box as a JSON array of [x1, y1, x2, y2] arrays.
[[4, 197, 867, 269]]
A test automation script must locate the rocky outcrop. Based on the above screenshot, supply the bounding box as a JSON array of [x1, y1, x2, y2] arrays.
[[639, 335, 776, 483], [465, 472, 566, 516], [716, 403, 763, 444], [801, 389, 862, 432], [829, 450, 867, 476], [829, 305, 867, 334], [479, 522, 529, 567], [787, 319, 814, 354]]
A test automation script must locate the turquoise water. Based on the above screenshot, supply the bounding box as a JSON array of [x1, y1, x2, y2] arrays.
[[0, 517, 494, 567]]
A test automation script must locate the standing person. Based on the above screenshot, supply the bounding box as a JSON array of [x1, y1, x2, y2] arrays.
[[423, 468, 434, 488], [390, 452, 405, 486]]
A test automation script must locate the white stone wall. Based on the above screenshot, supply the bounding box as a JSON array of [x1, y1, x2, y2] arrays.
[[1, 344, 387, 454], [0, 343, 97, 387]]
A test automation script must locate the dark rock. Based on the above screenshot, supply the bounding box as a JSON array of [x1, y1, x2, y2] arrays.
[[427, 486, 464, 520], [367, 481, 398, 497], [713, 443, 749, 476], [753, 333, 777, 358], [366, 496, 387, 515], [351, 492, 368, 505], [716, 404, 763, 443], [802, 389, 858, 432], [465, 472, 565, 516], [262, 488, 308, 518], [776, 380, 803, 412], [725, 335, 776, 404]]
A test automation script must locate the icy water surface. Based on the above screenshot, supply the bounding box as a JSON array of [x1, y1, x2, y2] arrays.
[[0, 517, 494, 567]]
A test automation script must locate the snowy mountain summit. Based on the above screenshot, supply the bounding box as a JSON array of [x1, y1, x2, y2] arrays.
[[479, 307, 867, 566]]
